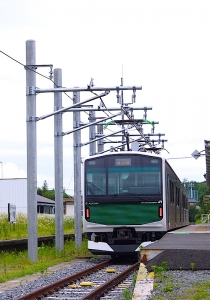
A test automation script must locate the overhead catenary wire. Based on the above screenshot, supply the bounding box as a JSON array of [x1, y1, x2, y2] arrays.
[[1, 49, 161, 153], [0, 50, 129, 146], [0, 50, 102, 121], [0, 50, 74, 101]]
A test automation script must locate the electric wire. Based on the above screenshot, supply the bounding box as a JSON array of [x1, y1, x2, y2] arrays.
[[1, 50, 158, 153], [0, 49, 124, 147], [0, 50, 121, 145], [167, 157, 198, 160], [0, 50, 74, 100], [0, 50, 94, 120]]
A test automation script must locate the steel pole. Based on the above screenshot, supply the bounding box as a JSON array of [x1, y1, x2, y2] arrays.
[[26, 40, 37, 261], [54, 69, 64, 251], [73, 91, 82, 248], [89, 111, 96, 156], [97, 124, 104, 153]]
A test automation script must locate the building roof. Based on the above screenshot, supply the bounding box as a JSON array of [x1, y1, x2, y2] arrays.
[[188, 198, 197, 203], [37, 195, 55, 204], [37, 195, 74, 205]]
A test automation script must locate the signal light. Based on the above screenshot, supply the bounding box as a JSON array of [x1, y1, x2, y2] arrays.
[[158, 206, 163, 218], [85, 207, 90, 219]]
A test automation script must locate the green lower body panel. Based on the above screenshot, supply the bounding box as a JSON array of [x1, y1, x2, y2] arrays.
[[86, 203, 162, 225]]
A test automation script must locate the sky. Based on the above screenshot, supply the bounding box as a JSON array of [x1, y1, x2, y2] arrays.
[[0, 0, 210, 194]]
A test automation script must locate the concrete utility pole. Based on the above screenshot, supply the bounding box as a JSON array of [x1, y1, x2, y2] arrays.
[[54, 69, 64, 251], [26, 40, 37, 262], [25, 42, 157, 254], [97, 124, 104, 153], [89, 111, 96, 156], [73, 91, 82, 248]]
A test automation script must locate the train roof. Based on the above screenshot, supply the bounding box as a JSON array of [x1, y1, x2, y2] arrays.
[[83, 151, 164, 162]]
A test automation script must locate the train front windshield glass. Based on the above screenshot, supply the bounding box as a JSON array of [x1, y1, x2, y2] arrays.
[[85, 154, 162, 197]]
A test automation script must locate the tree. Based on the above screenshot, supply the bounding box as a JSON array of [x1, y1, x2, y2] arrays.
[[37, 180, 71, 200], [189, 205, 199, 223], [42, 180, 48, 193]]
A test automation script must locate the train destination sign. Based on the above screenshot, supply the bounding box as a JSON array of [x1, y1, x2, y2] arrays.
[[115, 158, 131, 166]]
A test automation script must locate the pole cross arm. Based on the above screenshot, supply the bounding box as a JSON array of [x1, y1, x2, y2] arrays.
[[36, 91, 109, 121], [63, 112, 122, 136], [35, 85, 142, 93]]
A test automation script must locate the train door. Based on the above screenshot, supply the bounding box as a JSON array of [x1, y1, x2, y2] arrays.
[[166, 174, 170, 228], [175, 185, 180, 227], [169, 179, 176, 228]]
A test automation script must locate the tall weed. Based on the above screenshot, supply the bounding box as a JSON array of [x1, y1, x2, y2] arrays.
[[0, 213, 75, 240]]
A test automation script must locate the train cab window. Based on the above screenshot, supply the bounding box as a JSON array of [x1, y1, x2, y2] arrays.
[[85, 154, 162, 197], [86, 173, 106, 195]]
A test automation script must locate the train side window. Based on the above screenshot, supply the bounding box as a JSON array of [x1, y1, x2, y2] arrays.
[[176, 186, 180, 206], [185, 195, 188, 209], [182, 193, 185, 209], [170, 180, 174, 204], [167, 174, 170, 202]]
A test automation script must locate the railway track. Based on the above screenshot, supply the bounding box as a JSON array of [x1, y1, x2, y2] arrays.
[[16, 259, 139, 300], [0, 234, 85, 252]]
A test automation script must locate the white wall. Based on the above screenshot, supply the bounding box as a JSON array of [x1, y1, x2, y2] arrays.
[[65, 203, 74, 217], [0, 178, 27, 214]]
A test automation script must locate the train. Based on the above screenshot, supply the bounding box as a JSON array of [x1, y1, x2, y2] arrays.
[[83, 151, 188, 257]]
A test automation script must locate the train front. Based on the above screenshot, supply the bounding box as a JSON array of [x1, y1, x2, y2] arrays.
[[83, 152, 165, 256]]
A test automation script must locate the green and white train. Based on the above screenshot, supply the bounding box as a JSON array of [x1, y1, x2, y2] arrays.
[[83, 151, 188, 257]]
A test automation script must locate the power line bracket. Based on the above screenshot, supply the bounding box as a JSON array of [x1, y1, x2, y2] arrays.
[[26, 86, 36, 95], [54, 132, 64, 136], [26, 116, 37, 122]]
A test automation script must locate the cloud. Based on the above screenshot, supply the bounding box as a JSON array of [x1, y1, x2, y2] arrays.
[[2, 162, 26, 179]]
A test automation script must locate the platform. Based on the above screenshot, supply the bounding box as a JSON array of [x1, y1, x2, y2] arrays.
[[132, 224, 210, 299], [140, 224, 210, 270]]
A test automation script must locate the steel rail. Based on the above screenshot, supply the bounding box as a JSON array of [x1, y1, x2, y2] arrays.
[[80, 261, 140, 300], [15, 259, 111, 300]]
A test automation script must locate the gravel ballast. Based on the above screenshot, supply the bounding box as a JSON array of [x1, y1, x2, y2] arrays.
[[150, 270, 210, 300], [0, 256, 135, 300], [1, 255, 210, 300]]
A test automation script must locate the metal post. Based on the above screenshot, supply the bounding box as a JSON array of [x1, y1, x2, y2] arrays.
[[89, 111, 96, 156], [54, 69, 64, 251], [121, 77, 125, 151], [26, 40, 37, 261], [73, 91, 82, 248], [97, 124, 104, 153]]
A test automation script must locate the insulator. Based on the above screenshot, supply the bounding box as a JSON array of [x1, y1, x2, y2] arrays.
[[132, 89, 136, 103], [143, 109, 147, 120], [116, 90, 122, 104]]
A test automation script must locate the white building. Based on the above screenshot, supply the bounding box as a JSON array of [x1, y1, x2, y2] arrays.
[[0, 178, 74, 217], [0, 178, 27, 214]]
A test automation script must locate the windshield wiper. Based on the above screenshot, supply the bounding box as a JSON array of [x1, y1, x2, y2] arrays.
[[87, 182, 105, 195]]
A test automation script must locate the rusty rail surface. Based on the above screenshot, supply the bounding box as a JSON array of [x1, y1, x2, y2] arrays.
[[15, 259, 111, 300], [80, 261, 140, 300]]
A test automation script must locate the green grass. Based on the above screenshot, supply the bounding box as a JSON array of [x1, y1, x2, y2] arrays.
[[151, 262, 210, 300], [123, 289, 132, 300], [0, 213, 75, 240], [152, 280, 210, 300], [0, 213, 92, 283], [0, 239, 92, 283]]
